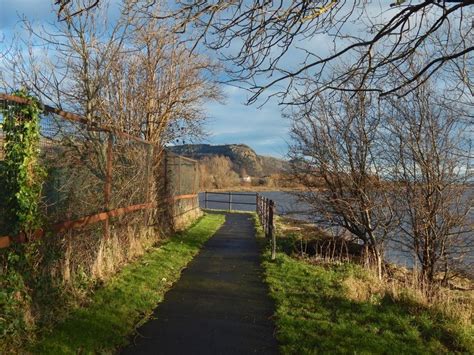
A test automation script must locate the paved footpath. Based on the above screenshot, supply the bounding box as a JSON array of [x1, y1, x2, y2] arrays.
[[121, 213, 278, 355]]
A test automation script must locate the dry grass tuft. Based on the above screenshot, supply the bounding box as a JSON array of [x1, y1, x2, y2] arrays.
[[341, 263, 474, 327], [275, 216, 473, 328], [343, 273, 384, 303], [432, 287, 473, 326]]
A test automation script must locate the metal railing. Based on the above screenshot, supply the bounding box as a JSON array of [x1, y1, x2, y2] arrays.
[[256, 194, 276, 260], [203, 191, 257, 210], [202, 191, 277, 260]]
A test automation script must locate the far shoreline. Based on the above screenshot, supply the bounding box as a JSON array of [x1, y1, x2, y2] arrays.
[[200, 186, 307, 193]]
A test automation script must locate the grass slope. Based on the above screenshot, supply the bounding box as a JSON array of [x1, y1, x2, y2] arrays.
[[261, 251, 473, 354], [31, 213, 225, 354]]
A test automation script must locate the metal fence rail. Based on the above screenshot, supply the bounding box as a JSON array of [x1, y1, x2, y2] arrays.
[[202, 191, 277, 260]]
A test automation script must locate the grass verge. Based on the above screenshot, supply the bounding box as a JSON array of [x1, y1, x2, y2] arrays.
[[255, 217, 473, 354], [29, 213, 225, 354]]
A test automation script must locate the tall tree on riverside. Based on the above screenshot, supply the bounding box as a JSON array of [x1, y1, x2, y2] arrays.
[[384, 80, 473, 289], [289, 80, 394, 279]]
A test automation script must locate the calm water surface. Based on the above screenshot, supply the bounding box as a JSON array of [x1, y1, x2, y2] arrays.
[[199, 191, 473, 276]]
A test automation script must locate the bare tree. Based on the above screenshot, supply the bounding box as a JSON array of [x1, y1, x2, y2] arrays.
[[98, 9, 222, 146], [384, 81, 473, 289], [49, 1, 473, 108], [2, 0, 222, 220], [6, 1, 134, 122], [289, 83, 394, 278], [4, 0, 221, 146], [154, 0, 473, 104], [0, 3, 137, 194]]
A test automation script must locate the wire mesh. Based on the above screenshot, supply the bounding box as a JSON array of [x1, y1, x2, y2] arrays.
[[0, 95, 199, 238], [110, 138, 151, 210], [40, 112, 107, 222], [165, 151, 199, 196]]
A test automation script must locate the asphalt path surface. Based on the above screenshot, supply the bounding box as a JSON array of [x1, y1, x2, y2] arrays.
[[121, 213, 278, 355]]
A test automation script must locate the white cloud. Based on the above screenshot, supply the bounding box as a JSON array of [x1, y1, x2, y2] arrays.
[[203, 84, 290, 158]]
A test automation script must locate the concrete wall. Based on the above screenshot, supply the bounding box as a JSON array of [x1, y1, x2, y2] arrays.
[[173, 196, 203, 231]]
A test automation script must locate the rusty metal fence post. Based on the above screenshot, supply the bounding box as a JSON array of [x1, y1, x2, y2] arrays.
[[164, 151, 168, 196], [144, 143, 152, 224], [104, 133, 113, 240], [178, 154, 182, 196], [193, 160, 199, 195]]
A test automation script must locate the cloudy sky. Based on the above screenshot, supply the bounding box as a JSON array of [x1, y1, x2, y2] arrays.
[[0, 0, 293, 158], [203, 86, 290, 158]]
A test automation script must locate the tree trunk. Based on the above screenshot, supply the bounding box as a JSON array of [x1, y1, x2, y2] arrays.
[[371, 245, 383, 280]]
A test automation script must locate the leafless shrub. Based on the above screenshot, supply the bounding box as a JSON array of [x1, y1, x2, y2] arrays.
[[289, 68, 473, 288]]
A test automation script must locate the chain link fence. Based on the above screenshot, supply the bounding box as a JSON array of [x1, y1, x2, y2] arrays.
[[0, 94, 200, 244]]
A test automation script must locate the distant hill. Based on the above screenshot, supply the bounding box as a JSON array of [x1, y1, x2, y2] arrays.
[[168, 144, 289, 177]]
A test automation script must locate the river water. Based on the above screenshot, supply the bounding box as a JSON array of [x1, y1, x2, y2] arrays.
[[199, 191, 473, 276]]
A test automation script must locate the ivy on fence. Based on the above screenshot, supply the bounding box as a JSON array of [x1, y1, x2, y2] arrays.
[[0, 90, 49, 349], [0, 89, 46, 237]]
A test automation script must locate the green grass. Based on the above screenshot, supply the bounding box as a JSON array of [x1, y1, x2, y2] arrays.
[[261, 251, 473, 354], [30, 213, 225, 354]]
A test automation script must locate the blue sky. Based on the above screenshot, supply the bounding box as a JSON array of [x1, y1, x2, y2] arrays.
[[0, 0, 291, 158], [0, 0, 382, 158], [1, 1, 432, 159], [203, 86, 290, 158]]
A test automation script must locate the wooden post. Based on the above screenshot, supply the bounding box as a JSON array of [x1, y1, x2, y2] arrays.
[[205, 191, 208, 209], [262, 197, 265, 234], [267, 199, 270, 237], [229, 191, 232, 211], [270, 200, 276, 260], [259, 196, 262, 224], [266, 198, 270, 236], [263, 197, 268, 237]]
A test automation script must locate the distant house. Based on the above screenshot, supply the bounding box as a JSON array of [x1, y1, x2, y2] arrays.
[[241, 175, 252, 183]]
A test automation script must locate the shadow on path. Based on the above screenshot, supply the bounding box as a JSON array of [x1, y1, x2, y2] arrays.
[[121, 213, 278, 355]]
